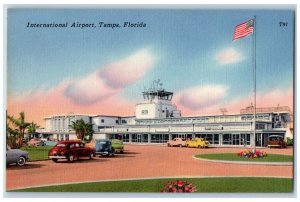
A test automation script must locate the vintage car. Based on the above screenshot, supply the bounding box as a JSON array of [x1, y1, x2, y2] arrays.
[[95, 139, 115, 156], [6, 145, 29, 166], [48, 140, 95, 162], [111, 139, 124, 154], [267, 135, 287, 148], [167, 138, 187, 147], [186, 138, 209, 148], [27, 138, 45, 147]]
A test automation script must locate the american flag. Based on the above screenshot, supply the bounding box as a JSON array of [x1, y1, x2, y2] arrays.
[[233, 19, 254, 41]]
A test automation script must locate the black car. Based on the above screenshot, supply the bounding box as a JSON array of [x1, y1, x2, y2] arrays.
[[95, 140, 115, 156]]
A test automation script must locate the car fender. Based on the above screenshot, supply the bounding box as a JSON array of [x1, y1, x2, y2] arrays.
[[66, 151, 76, 158]]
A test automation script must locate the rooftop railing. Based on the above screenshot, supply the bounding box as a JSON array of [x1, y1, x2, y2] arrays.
[[240, 106, 291, 114]]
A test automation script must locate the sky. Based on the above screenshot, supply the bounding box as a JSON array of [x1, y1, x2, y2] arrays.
[[6, 8, 294, 126]]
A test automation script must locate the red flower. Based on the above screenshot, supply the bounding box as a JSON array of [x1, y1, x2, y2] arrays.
[[178, 182, 184, 187], [162, 180, 197, 193]]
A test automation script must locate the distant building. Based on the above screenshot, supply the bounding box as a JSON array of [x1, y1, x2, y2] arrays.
[[37, 81, 293, 147]]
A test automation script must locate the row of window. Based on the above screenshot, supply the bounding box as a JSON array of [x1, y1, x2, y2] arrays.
[[52, 119, 75, 130], [222, 134, 251, 145], [111, 133, 251, 145], [102, 122, 255, 133], [56, 134, 69, 141]]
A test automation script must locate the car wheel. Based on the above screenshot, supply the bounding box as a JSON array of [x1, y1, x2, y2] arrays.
[[198, 145, 202, 149], [111, 148, 115, 156], [17, 156, 26, 166], [52, 159, 58, 163], [68, 154, 75, 162], [120, 150, 124, 154]]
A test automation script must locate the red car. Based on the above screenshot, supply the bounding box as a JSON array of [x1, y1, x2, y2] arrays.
[[267, 135, 287, 148], [48, 140, 95, 163]]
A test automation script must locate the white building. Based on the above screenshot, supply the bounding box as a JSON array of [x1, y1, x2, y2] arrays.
[[39, 82, 293, 147]]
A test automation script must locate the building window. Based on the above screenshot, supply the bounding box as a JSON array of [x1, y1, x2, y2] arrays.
[[256, 123, 265, 130], [122, 120, 127, 124], [150, 134, 169, 143], [101, 119, 105, 123], [122, 134, 130, 142], [131, 134, 137, 142], [116, 120, 119, 124], [213, 134, 219, 144], [222, 134, 232, 145], [241, 134, 250, 145]]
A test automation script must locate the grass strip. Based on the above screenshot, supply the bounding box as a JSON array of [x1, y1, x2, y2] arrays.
[[12, 177, 293, 192], [195, 153, 293, 162], [21, 146, 53, 161]]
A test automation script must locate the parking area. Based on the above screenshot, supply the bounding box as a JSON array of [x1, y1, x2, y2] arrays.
[[6, 145, 293, 190]]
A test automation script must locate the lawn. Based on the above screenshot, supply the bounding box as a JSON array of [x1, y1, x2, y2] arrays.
[[194, 153, 293, 162], [21, 146, 53, 161], [12, 177, 293, 192]]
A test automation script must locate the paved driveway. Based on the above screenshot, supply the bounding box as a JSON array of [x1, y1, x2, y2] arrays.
[[6, 145, 293, 190]]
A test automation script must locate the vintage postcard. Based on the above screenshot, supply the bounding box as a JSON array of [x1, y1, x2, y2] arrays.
[[5, 5, 295, 195]]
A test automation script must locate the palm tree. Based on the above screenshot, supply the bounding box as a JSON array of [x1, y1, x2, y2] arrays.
[[27, 121, 40, 139], [7, 112, 30, 148], [6, 123, 19, 148], [69, 119, 94, 142]]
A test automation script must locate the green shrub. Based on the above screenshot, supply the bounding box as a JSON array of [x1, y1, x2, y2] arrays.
[[286, 137, 293, 146]]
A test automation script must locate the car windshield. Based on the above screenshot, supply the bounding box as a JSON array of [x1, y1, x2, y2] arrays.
[[56, 144, 66, 147]]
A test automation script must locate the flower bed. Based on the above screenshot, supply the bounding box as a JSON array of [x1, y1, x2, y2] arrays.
[[162, 180, 197, 193], [238, 149, 267, 158]]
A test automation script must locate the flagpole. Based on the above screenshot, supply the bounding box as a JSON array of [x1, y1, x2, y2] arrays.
[[253, 16, 257, 151]]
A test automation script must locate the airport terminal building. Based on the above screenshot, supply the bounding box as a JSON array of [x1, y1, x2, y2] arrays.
[[38, 85, 293, 148]]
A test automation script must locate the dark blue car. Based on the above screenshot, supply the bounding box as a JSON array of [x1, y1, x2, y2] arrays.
[[95, 140, 115, 156]]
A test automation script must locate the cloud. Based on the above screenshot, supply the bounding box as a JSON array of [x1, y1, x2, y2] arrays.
[[100, 49, 155, 89], [174, 87, 293, 117], [64, 71, 118, 105], [7, 49, 155, 125], [175, 85, 228, 110], [216, 48, 244, 65], [226, 88, 294, 114], [64, 49, 155, 105]]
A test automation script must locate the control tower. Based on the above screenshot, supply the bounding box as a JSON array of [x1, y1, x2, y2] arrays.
[[135, 80, 181, 119]]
